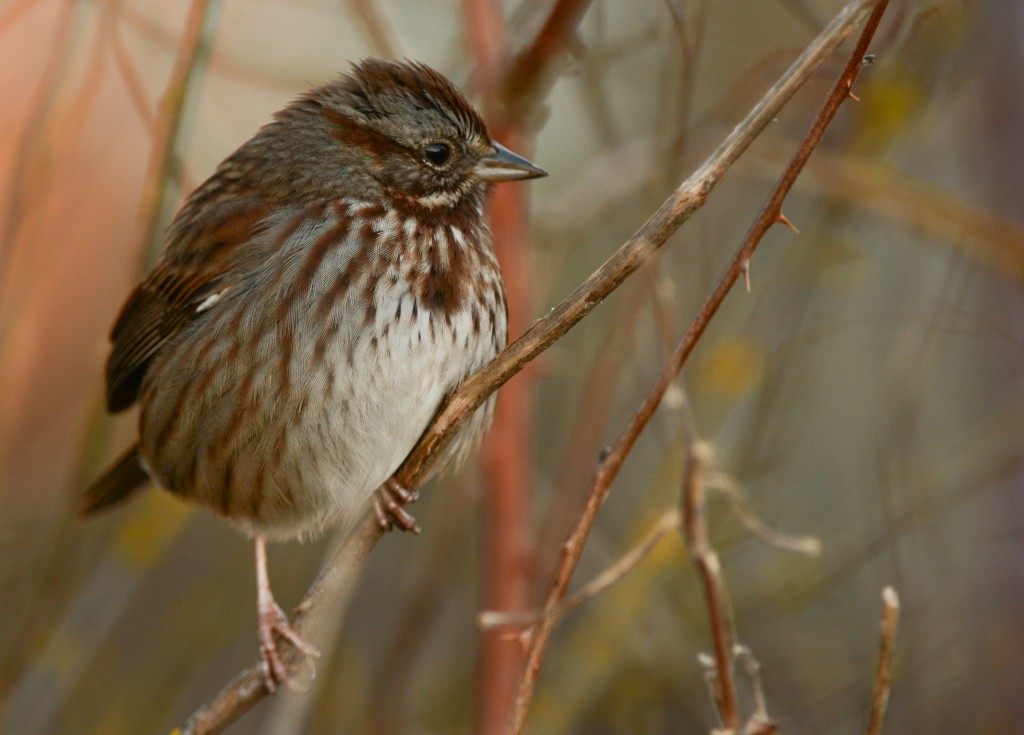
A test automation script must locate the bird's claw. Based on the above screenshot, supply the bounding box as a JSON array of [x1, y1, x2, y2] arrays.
[[373, 478, 420, 533]]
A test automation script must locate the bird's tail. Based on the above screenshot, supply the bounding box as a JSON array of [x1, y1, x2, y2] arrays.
[[80, 443, 150, 516]]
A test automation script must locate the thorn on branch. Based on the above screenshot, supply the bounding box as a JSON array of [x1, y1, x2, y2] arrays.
[[776, 213, 799, 234], [741, 259, 752, 292]]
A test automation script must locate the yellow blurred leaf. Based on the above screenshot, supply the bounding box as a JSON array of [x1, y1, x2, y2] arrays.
[[854, 66, 924, 151], [696, 339, 766, 399]]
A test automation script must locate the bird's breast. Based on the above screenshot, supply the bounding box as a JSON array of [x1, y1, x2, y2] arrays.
[[137, 198, 507, 540]]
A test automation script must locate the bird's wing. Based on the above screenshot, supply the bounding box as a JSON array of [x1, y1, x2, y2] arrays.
[[105, 196, 270, 412]]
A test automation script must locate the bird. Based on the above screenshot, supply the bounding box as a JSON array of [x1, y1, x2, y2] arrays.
[[80, 57, 546, 690]]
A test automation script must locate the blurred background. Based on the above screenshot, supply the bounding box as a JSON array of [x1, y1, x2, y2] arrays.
[[2, 0, 1022, 733]]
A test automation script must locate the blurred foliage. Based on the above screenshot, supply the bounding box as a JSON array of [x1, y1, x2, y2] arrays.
[[2, 0, 1023, 733]]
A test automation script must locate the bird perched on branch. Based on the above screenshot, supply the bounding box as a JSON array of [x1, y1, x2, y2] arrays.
[[81, 58, 546, 690]]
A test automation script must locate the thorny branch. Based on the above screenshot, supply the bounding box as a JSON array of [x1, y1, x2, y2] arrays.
[[179, 1, 887, 732]]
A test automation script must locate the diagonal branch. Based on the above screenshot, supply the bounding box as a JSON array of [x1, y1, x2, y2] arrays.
[[179, 1, 884, 732]]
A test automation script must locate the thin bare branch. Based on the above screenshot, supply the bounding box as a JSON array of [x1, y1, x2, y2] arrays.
[[479, 509, 682, 630], [462, 0, 507, 92], [685, 443, 741, 730], [866, 586, 900, 735], [707, 470, 821, 556], [736, 645, 771, 729]]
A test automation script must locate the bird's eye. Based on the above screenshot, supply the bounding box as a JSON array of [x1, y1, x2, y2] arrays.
[[423, 142, 452, 167]]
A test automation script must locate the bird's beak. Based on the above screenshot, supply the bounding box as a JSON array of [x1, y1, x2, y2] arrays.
[[475, 142, 547, 182]]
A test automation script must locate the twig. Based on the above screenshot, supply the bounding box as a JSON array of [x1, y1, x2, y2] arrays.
[[736, 645, 771, 728], [504, 2, 887, 732], [707, 470, 821, 556], [685, 443, 742, 730], [478, 509, 682, 630], [179, 2, 884, 731], [536, 270, 651, 568], [462, 0, 506, 92], [866, 586, 900, 735]]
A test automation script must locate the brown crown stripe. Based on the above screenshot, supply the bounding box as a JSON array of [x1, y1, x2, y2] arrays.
[[322, 107, 407, 164]]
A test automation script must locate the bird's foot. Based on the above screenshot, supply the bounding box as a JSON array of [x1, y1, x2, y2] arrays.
[[373, 477, 420, 533], [257, 595, 321, 693]]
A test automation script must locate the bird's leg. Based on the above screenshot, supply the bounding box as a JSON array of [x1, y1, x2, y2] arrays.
[[254, 534, 320, 692], [373, 477, 420, 533]]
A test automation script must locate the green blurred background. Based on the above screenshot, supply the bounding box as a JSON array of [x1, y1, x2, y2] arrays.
[[1, 0, 1022, 733]]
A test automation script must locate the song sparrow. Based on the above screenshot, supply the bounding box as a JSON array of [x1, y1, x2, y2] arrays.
[[81, 58, 546, 690]]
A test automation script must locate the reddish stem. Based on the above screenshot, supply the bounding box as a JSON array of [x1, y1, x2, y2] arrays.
[[463, 2, 536, 731], [476, 130, 536, 735]]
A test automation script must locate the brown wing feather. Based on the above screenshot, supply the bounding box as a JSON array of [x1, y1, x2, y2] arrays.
[[79, 443, 149, 516], [105, 267, 224, 411], [105, 195, 270, 413]]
